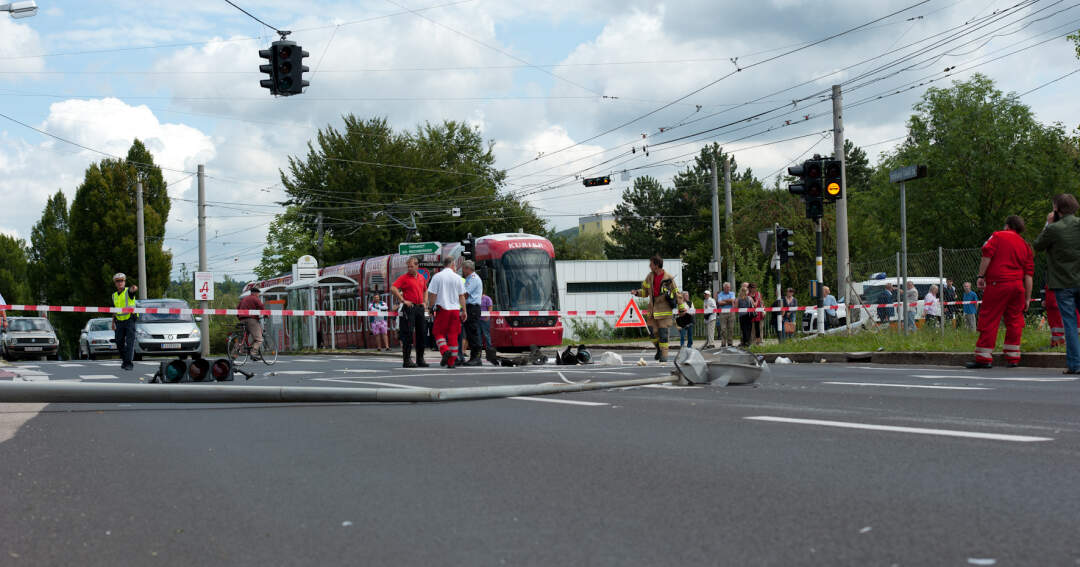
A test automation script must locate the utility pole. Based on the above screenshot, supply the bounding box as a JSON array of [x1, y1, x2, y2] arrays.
[[710, 155, 721, 298], [198, 165, 209, 358], [724, 156, 734, 288], [316, 211, 324, 261], [135, 180, 147, 300], [832, 85, 851, 305], [774, 223, 783, 344]]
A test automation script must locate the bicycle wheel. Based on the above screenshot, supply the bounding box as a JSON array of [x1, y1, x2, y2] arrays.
[[226, 334, 248, 366], [261, 332, 278, 365]]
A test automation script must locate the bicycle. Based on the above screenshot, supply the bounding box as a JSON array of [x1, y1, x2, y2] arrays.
[[226, 319, 278, 366]]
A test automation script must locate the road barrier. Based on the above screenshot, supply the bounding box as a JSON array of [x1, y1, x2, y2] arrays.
[[0, 299, 1035, 318]]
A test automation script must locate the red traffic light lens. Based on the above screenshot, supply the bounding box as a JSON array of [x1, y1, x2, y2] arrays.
[[188, 359, 210, 381], [211, 359, 232, 381], [278, 46, 292, 58]]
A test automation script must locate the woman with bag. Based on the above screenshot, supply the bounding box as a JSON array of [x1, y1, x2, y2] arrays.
[[782, 288, 798, 338], [749, 283, 764, 345]]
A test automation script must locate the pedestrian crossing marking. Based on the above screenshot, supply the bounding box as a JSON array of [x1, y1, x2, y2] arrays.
[[615, 298, 647, 329], [80, 375, 118, 380]]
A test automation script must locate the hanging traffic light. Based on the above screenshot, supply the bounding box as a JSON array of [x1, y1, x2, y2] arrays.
[[583, 176, 611, 187], [259, 40, 309, 96], [823, 159, 843, 202]]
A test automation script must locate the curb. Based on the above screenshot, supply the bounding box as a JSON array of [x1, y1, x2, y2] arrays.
[[757, 351, 1067, 368]]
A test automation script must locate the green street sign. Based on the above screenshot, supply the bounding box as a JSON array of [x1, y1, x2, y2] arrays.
[[398, 241, 441, 255]]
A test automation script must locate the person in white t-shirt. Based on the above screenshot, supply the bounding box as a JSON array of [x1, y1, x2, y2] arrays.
[[426, 257, 467, 368]]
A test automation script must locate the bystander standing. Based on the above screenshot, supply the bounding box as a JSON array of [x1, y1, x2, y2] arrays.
[[961, 282, 978, 330], [718, 282, 736, 347], [1033, 193, 1080, 375], [702, 290, 716, 348]]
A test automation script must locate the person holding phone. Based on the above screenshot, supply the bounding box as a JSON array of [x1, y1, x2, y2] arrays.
[[1034, 194, 1080, 374]]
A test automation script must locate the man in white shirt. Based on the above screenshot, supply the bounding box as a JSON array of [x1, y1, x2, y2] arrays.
[[702, 290, 717, 348], [426, 257, 467, 368]]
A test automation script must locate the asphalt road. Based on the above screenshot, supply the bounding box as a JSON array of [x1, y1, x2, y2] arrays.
[[1, 353, 1079, 566]]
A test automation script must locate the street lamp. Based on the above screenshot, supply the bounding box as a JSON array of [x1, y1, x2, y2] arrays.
[[1, 1, 38, 18]]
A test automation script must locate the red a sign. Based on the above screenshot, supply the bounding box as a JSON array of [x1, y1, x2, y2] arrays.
[[615, 298, 647, 328]]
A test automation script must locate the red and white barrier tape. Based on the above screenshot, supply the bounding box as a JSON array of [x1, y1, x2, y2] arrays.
[[0, 299, 1040, 318]]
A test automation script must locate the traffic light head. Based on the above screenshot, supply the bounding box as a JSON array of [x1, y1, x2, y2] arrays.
[[461, 233, 476, 261], [157, 358, 211, 383], [260, 41, 309, 96], [824, 159, 843, 202], [582, 176, 611, 187]]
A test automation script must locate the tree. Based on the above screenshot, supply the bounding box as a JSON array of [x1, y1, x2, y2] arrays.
[[255, 206, 324, 280], [28, 191, 71, 305], [0, 234, 31, 306], [606, 176, 669, 259], [68, 140, 173, 305], [853, 74, 1080, 254], [263, 116, 546, 275], [844, 139, 872, 194], [552, 231, 606, 260]]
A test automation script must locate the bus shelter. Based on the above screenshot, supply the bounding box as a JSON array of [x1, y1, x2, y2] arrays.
[[286, 274, 358, 351]]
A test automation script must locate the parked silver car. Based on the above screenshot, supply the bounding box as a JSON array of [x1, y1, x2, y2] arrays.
[[78, 317, 117, 360], [1, 316, 59, 361], [133, 299, 203, 360]]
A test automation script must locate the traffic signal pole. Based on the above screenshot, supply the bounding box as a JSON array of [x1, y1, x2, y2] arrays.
[[136, 181, 147, 300], [710, 155, 721, 298], [832, 85, 851, 307], [774, 223, 783, 344], [816, 218, 825, 334], [724, 157, 734, 288], [198, 165, 209, 358]]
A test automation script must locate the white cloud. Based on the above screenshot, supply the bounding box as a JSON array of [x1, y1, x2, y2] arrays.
[[0, 18, 46, 74], [0, 98, 215, 253]]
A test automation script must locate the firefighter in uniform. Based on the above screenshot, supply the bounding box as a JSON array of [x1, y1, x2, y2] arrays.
[[631, 255, 680, 362], [967, 216, 1033, 369], [110, 273, 138, 371], [1045, 285, 1065, 348]]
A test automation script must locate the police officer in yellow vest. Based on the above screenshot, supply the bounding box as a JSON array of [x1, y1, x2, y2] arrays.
[[110, 273, 138, 371], [630, 255, 680, 362]]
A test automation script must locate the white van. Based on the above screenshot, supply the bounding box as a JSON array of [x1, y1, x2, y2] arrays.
[[851, 276, 947, 324]]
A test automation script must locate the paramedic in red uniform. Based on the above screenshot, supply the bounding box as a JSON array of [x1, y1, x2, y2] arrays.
[[426, 256, 467, 369], [966, 215, 1034, 369]]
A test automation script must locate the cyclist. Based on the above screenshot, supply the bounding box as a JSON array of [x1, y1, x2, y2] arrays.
[[237, 288, 265, 360]]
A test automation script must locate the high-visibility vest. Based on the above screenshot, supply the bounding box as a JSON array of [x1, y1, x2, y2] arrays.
[[113, 290, 136, 321]]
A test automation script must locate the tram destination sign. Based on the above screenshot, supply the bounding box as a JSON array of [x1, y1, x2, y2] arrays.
[[398, 241, 441, 255]]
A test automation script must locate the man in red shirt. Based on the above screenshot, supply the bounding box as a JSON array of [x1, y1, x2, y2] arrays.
[[967, 215, 1034, 369], [237, 288, 266, 359], [391, 256, 429, 368]]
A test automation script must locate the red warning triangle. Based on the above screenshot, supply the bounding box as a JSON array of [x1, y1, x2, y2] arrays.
[[615, 298, 648, 328]]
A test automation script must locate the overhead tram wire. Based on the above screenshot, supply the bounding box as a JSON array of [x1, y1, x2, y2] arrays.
[[503, 0, 1018, 193], [0, 0, 478, 60], [494, 0, 933, 177]]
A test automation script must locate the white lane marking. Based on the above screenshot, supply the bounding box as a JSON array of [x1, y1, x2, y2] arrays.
[[80, 375, 118, 380], [286, 358, 324, 363], [17, 365, 40, 369], [911, 374, 1076, 383], [508, 396, 608, 406], [311, 378, 427, 389], [58, 363, 85, 367], [334, 369, 378, 373], [745, 416, 1053, 442], [271, 370, 323, 375], [311, 378, 610, 407], [823, 381, 990, 391]]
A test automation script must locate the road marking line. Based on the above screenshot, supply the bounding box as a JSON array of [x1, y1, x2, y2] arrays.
[[823, 381, 990, 391], [271, 370, 323, 375], [744, 416, 1053, 442], [58, 363, 85, 367], [334, 369, 378, 373], [80, 375, 118, 380], [311, 378, 427, 389], [508, 396, 609, 406], [911, 374, 1076, 382], [287, 358, 324, 363]]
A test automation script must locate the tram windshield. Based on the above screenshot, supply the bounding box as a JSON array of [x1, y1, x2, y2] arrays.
[[497, 248, 559, 311]]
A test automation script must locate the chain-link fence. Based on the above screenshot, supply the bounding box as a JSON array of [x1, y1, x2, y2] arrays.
[[846, 246, 1053, 344]]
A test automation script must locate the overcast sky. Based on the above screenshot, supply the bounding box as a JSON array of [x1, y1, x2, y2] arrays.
[[2, 0, 1078, 281]]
